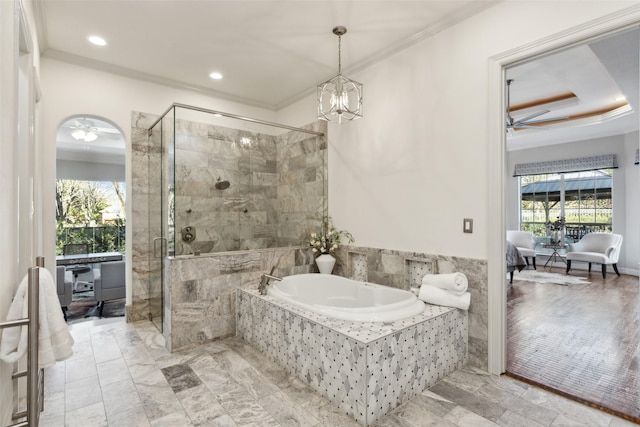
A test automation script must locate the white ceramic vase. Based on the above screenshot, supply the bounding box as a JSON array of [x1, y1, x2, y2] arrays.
[[315, 254, 336, 274]]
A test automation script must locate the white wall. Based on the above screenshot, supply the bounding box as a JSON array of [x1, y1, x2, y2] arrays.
[[507, 133, 639, 274], [624, 132, 640, 273], [279, 1, 638, 261], [57, 159, 125, 182], [0, 0, 41, 423], [0, 3, 18, 423]]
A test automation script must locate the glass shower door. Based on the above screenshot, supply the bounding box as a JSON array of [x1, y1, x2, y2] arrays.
[[148, 108, 174, 332]]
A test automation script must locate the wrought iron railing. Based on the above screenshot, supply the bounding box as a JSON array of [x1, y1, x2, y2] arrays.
[[521, 222, 611, 243], [56, 225, 125, 255]]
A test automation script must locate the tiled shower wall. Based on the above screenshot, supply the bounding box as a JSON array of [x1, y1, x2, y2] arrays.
[[172, 119, 327, 255], [129, 109, 326, 330]]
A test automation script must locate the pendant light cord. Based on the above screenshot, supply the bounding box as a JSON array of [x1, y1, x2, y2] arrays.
[[337, 35, 342, 74]]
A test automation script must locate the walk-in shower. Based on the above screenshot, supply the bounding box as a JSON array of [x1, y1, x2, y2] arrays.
[[140, 103, 327, 331]]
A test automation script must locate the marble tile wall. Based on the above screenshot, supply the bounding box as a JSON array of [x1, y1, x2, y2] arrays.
[[165, 247, 316, 351], [172, 121, 279, 255], [335, 245, 488, 370], [237, 289, 468, 426], [171, 119, 327, 255], [274, 122, 328, 248]]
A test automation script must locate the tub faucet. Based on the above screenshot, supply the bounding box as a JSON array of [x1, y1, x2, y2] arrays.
[[259, 267, 282, 295]]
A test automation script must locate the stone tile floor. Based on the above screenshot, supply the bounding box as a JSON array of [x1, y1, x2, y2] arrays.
[[37, 318, 636, 426]]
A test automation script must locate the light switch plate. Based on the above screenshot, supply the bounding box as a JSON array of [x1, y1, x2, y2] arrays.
[[463, 218, 473, 233]]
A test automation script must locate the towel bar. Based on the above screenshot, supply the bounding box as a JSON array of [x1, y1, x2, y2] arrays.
[[0, 256, 46, 426]]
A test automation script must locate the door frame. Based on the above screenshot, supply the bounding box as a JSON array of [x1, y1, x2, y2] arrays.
[[487, 5, 640, 375]]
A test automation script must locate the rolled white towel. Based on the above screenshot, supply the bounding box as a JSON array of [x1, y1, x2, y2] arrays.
[[418, 284, 470, 310], [421, 272, 468, 296]]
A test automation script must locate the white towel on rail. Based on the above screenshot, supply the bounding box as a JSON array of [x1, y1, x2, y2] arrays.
[[418, 284, 471, 310], [0, 267, 74, 368], [421, 272, 468, 296]]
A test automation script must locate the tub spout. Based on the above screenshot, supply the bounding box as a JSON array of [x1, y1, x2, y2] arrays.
[[259, 267, 282, 295]]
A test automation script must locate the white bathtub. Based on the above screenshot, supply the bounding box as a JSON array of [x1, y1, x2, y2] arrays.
[[267, 273, 425, 322]]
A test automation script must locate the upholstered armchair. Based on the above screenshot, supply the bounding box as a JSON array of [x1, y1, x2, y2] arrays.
[[93, 260, 126, 316], [506, 230, 537, 270], [56, 266, 73, 320], [566, 232, 623, 279]]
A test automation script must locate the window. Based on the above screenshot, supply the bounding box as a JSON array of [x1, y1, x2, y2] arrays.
[[519, 169, 612, 241], [56, 179, 126, 254]]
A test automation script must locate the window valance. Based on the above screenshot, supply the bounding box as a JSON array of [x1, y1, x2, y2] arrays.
[[513, 154, 618, 177]]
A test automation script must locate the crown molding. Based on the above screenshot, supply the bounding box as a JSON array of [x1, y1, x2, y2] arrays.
[[275, 0, 501, 110], [43, 49, 278, 111]]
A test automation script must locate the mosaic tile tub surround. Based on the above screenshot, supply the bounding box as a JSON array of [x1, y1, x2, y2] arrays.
[[236, 289, 468, 426]]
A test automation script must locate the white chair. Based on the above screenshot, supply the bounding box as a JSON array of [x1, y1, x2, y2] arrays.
[[566, 232, 623, 279], [506, 230, 537, 270]]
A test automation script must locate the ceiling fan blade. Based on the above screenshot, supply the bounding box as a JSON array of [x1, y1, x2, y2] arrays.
[[93, 126, 120, 134], [512, 124, 546, 130], [97, 131, 122, 140], [521, 116, 569, 125], [513, 109, 550, 125]]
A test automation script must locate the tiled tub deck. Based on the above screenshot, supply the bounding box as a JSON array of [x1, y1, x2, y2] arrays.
[[236, 289, 468, 426]]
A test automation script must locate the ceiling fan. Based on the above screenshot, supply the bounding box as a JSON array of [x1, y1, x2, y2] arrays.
[[506, 79, 569, 135], [63, 118, 121, 142]]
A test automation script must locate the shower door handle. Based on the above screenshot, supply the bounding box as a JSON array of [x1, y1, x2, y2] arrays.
[[153, 237, 167, 258]]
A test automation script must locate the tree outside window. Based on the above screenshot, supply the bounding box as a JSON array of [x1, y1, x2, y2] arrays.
[[56, 179, 126, 254]]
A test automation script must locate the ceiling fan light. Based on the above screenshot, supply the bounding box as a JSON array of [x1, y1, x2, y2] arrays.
[[71, 129, 87, 140], [84, 131, 98, 142]]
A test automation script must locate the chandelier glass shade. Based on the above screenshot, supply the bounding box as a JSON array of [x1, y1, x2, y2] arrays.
[[317, 26, 363, 123]]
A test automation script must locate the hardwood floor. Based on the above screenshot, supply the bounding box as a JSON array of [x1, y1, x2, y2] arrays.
[[507, 266, 640, 424]]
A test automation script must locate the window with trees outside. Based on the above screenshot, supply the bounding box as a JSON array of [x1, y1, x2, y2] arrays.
[[56, 179, 126, 255], [519, 169, 612, 242]]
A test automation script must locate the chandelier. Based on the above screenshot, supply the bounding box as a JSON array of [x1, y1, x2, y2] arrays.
[[317, 26, 363, 123]]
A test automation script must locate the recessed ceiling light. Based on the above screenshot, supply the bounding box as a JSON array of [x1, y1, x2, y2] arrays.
[[88, 35, 107, 46], [209, 72, 223, 80], [615, 96, 626, 102]]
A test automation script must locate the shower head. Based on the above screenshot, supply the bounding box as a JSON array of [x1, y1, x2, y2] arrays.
[[215, 178, 231, 190]]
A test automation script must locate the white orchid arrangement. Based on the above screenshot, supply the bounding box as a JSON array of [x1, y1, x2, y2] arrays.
[[309, 216, 354, 258]]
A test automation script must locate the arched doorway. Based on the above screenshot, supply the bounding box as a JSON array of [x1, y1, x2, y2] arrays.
[[55, 115, 127, 322]]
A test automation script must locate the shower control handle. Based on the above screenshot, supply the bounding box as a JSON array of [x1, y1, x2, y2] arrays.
[[181, 226, 196, 243]]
